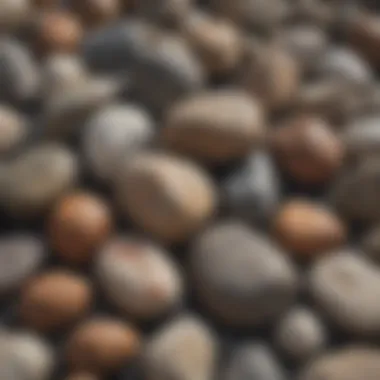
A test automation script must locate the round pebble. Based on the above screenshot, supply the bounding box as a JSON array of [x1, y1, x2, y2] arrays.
[[190, 221, 298, 327], [271, 114, 344, 184], [115, 152, 217, 243], [274, 307, 327, 362], [48, 192, 113, 265], [273, 199, 346, 259], [0, 234, 45, 296], [66, 318, 141, 374], [83, 103, 154, 181], [96, 236, 183, 320], [0, 144, 78, 219], [309, 250, 380, 336], [222, 151, 281, 225], [162, 90, 265, 164], [0, 0, 30, 32], [224, 343, 286, 380], [19, 270, 93, 332], [144, 315, 218, 380]]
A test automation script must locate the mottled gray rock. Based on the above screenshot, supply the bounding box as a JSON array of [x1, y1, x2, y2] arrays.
[[144, 315, 218, 380], [190, 221, 298, 327]]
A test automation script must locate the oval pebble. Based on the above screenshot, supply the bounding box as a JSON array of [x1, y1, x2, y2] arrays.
[[96, 236, 183, 320], [114, 152, 217, 243], [0, 144, 78, 219], [309, 250, 380, 336], [0, 234, 45, 296], [144, 315, 218, 380], [162, 90, 265, 164], [190, 221, 298, 327], [83, 103, 154, 181]]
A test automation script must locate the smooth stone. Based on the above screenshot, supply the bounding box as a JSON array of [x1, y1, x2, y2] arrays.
[[190, 221, 298, 327], [83, 103, 154, 181], [362, 224, 380, 262], [309, 250, 380, 336], [0, 144, 78, 219], [95, 236, 183, 320], [224, 343, 286, 380], [222, 151, 280, 225], [144, 315, 218, 380], [299, 347, 380, 380], [82, 20, 204, 112], [0, 234, 45, 295], [0, 0, 30, 32], [0, 39, 41, 103]]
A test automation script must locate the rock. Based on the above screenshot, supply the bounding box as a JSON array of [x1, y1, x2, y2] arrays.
[[362, 224, 380, 262], [299, 347, 380, 380], [0, 0, 30, 32], [222, 151, 280, 225], [96, 236, 183, 320], [271, 114, 344, 185], [48, 192, 113, 265], [0, 38, 41, 103], [66, 318, 141, 374], [19, 270, 93, 332], [82, 20, 204, 112], [224, 343, 286, 380], [65, 374, 99, 380], [309, 251, 380, 336], [274, 307, 327, 362], [83, 103, 154, 181], [144, 315, 218, 380], [273, 199, 346, 259], [0, 144, 78, 219], [114, 152, 217, 243], [0, 234, 45, 295], [190, 221, 298, 327], [162, 90, 265, 164]]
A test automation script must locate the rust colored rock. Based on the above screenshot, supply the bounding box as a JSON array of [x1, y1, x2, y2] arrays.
[[66, 318, 141, 374], [19, 271, 93, 332], [273, 200, 346, 258], [271, 115, 344, 185]]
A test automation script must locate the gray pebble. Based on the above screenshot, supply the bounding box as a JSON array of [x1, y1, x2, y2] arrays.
[[224, 343, 286, 380], [0, 39, 41, 103], [309, 250, 380, 336], [144, 315, 218, 380], [0, 144, 78, 219], [0, 234, 45, 295], [190, 221, 298, 327], [95, 236, 183, 320], [299, 347, 380, 380], [83, 103, 154, 181], [222, 151, 280, 225], [83, 20, 204, 112], [274, 307, 327, 362]]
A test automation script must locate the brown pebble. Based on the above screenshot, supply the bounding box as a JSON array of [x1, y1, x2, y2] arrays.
[[19, 271, 93, 332], [66, 318, 141, 374], [32, 11, 83, 56], [48, 192, 113, 265], [271, 115, 344, 185], [65, 374, 99, 380], [273, 199, 346, 258], [32, 0, 59, 8]]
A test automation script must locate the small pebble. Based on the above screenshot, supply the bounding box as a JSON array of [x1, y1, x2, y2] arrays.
[[65, 374, 99, 380], [190, 221, 298, 327], [19, 270, 93, 332], [309, 250, 380, 336], [0, 0, 30, 32], [66, 318, 141, 374], [95, 236, 183, 320], [83, 103, 154, 181], [115, 152, 217, 243], [224, 342, 286, 380], [0, 234, 45, 296], [222, 151, 281, 225], [271, 114, 344, 184], [362, 224, 380, 262], [32, 0, 59, 8], [0, 143, 78, 219], [144, 315, 218, 380], [274, 307, 327, 362], [273, 199, 346, 259], [48, 192, 113, 265], [162, 90, 265, 164]]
